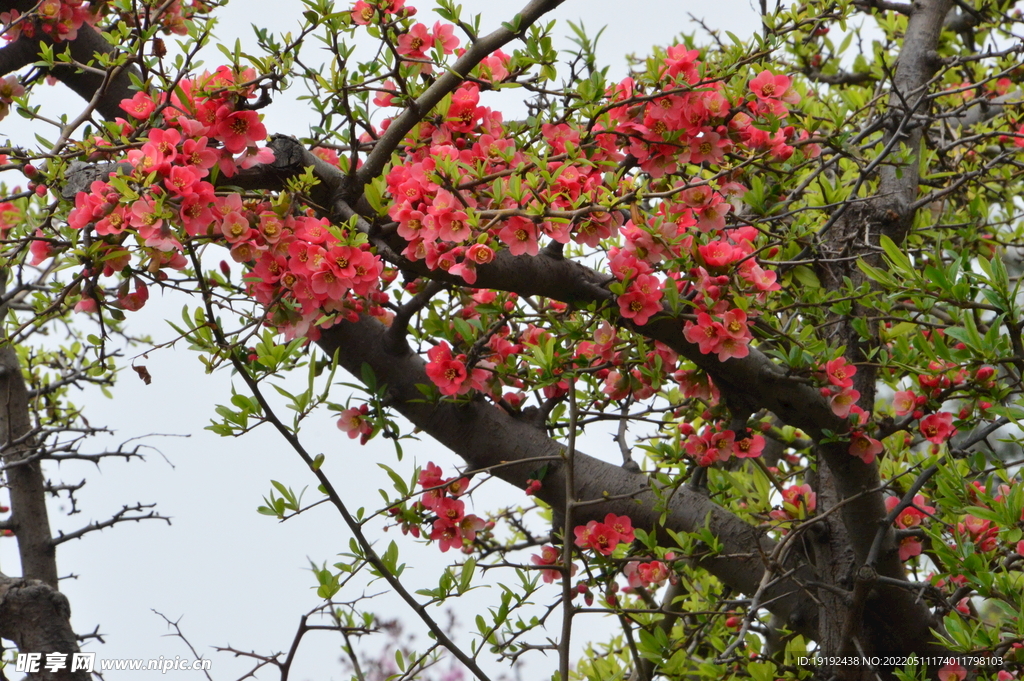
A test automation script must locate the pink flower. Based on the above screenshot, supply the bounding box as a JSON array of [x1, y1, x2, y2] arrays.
[[351, 0, 375, 24], [573, 521, 620, 555], [734, 434, 765, 458], [938, 663, 966, 681], [118, 280, 149, 312], [29, 229, 54, 265], [829, 387, 860, 418], [397, 22, 431, 59], [432, 21, 459, 54], [531, 545, 574, 583], [892, 390, 916, 416], [698, 240, 740, 268], [466, 243, 495, 265], [498, 216, 539, 256], [848, 432, 882, 465], [477, 50, 510, 83], [739, 260, 780, 291], [425, 341, 469, 395], [220, 211, 253, 243], [824, 357, 856, 388], [682, 428, 714, 467], [782, 484, 816, 516], [885, 494, 934, 528], [446, 83, 482, 132], [430, 518, 464, 552], [434, 496, 466, 526], [181, 137, 219, 175], [459, 514, 485, 543], [748, 70, 798, 115], [919, 411, 954, 444], [617, 274, 663, 326], [664, 44, 700, 83], [603, 513, 634, 544], [214, 107, 267, 153], [337, 405, 372, 440], [74, 297, 98, 314], [636, 560, 670, 588], [715, 335, 750, 361], [898, 537, 923, 561], [448, 261, 477, 285], [120, 91, 157, 120], [720, 308, 750, 339], [683, 313, 725, 355], [166, 164, 202, 196]]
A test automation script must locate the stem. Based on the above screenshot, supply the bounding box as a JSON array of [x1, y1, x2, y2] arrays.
[[558, 376, 578, 681], [184, 245, 492, 681]]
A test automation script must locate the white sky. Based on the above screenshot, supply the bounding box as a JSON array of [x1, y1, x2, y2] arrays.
[[0, 1, 762, 679]]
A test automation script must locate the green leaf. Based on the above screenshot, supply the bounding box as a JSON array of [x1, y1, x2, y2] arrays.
[[459, 558, 476, 594], [791, 265, 820, 288], [878, 234, 913, 276], [360, 362, 377, 390]]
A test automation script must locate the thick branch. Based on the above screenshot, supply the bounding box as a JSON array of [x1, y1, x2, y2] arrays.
[[2, 28, 135, 121], [0, 33, 41, 77], [316, 313, 819, 639], [1, 344, 58, 587], [808, 0, 954, 666], [0, 574, 90, 681], [65, 141, 850, 444], [878, 0, 954, 241]]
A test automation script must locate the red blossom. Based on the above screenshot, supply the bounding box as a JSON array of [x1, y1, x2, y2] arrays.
[[919, 411, 955, 444]]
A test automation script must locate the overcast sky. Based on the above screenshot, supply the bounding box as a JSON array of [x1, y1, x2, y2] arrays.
[[1, 1, 763, 679]]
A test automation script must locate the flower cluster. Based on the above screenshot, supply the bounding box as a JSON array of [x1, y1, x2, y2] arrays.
[[676, 227, 780, 361], [419, 462, 485, 553], [383, 92, 624, 290], [351, 0, 410, 26], [623, 559, 671, 590], [530, 545, 577, 584], [680, 423, 765, 467], [1, 0, 95, 43], [884, 494, 935, 561], [366, 32, 797, 399], [816, 357, 859, 418], [573, 513, 635, 556], [424, 341, 490, 396], [1, 0, 209, 43], [808, 356, 883, 464], [62, 66, 385, 337]]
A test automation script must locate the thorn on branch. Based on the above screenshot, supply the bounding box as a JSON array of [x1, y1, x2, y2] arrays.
[[75, 625, 105, 645], [50, 503, 171, 546], [151, 610, 214, 681]]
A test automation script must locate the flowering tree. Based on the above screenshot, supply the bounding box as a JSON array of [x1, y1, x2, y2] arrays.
[[2, 0, 1024, 680]]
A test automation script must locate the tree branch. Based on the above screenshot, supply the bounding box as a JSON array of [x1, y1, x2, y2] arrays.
[[355, 0, 568, 188], [315, 313, 820, 639]]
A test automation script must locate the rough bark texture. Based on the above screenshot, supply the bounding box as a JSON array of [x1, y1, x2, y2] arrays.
[[1, 343, 57, 588], [0, 574, 90, 681]]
